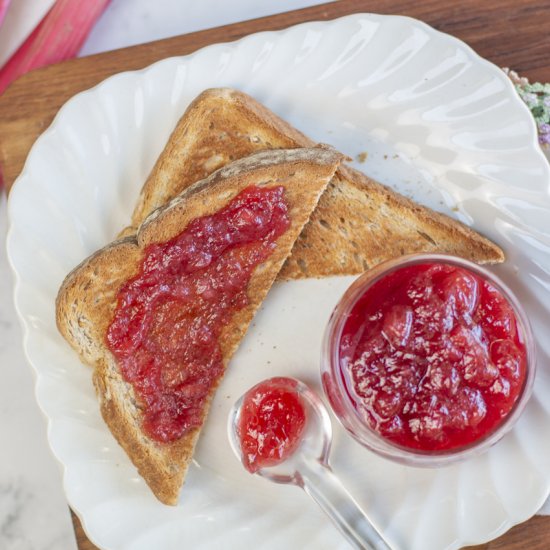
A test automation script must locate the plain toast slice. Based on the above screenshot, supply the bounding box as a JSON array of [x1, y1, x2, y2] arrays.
[[126, 88, 503, 275], [56, 147, 343, 505]]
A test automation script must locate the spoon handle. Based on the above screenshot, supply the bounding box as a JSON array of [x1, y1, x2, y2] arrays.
[[297, 459, 392, 550]]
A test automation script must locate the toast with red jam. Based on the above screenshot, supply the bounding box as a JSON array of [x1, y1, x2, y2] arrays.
[[56, 146, 343, 505], [123, 88, 504, 275]]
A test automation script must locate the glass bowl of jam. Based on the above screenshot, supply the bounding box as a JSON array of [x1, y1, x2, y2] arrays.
[[321, 254, 536, 466]]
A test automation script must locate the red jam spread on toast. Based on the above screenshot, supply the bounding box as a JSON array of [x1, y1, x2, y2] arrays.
[[106, 186, 289, 443], [338, 263, 527, 451], [237, 378, 307, 473]]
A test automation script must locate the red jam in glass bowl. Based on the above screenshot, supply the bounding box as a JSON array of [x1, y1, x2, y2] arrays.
[[236, 377, 308, 473], [322, 254, 535, 465]]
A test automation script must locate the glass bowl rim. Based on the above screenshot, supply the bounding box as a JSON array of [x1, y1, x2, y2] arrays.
[[320, 253, 537, 467]]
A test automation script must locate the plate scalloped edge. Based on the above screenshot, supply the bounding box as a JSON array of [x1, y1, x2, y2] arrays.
[[7, 12, 550, 550]]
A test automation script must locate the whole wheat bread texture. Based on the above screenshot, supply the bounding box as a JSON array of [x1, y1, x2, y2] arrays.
[[124, 88, 504, 276], [56, 147, 343, 505]]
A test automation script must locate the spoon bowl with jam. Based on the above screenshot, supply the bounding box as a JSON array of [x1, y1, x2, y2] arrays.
[[228, 376, 392, 550]]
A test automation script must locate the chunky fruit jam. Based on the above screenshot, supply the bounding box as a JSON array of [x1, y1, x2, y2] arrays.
[[106, 186, 289, 443], [338, 263, 528, 452], [237, 378, 307, 473]]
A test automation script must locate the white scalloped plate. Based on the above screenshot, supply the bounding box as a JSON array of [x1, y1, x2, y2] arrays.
[[7, 13, 550, 550]]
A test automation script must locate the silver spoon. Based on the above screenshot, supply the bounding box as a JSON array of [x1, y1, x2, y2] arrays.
[[227, 377, 393, 550]]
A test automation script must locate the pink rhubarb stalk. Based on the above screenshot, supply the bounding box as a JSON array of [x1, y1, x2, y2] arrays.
[[0, 0, 11, 27], [0, 0, 111, 94]]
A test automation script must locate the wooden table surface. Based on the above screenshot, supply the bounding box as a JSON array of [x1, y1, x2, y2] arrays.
[[1, 1, 549, 548]]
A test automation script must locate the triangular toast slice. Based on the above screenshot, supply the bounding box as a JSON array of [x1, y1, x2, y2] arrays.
[[124, 88, 503, 276], [56, 147, 343, 504]]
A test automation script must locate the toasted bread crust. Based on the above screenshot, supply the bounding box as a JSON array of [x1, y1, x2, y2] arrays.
[[126, 88, 504, 275], [131, 88, 312, 229], [278, 165, 504, 279], [55, 238, 142, 367], [56, 147, 343, 504]]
